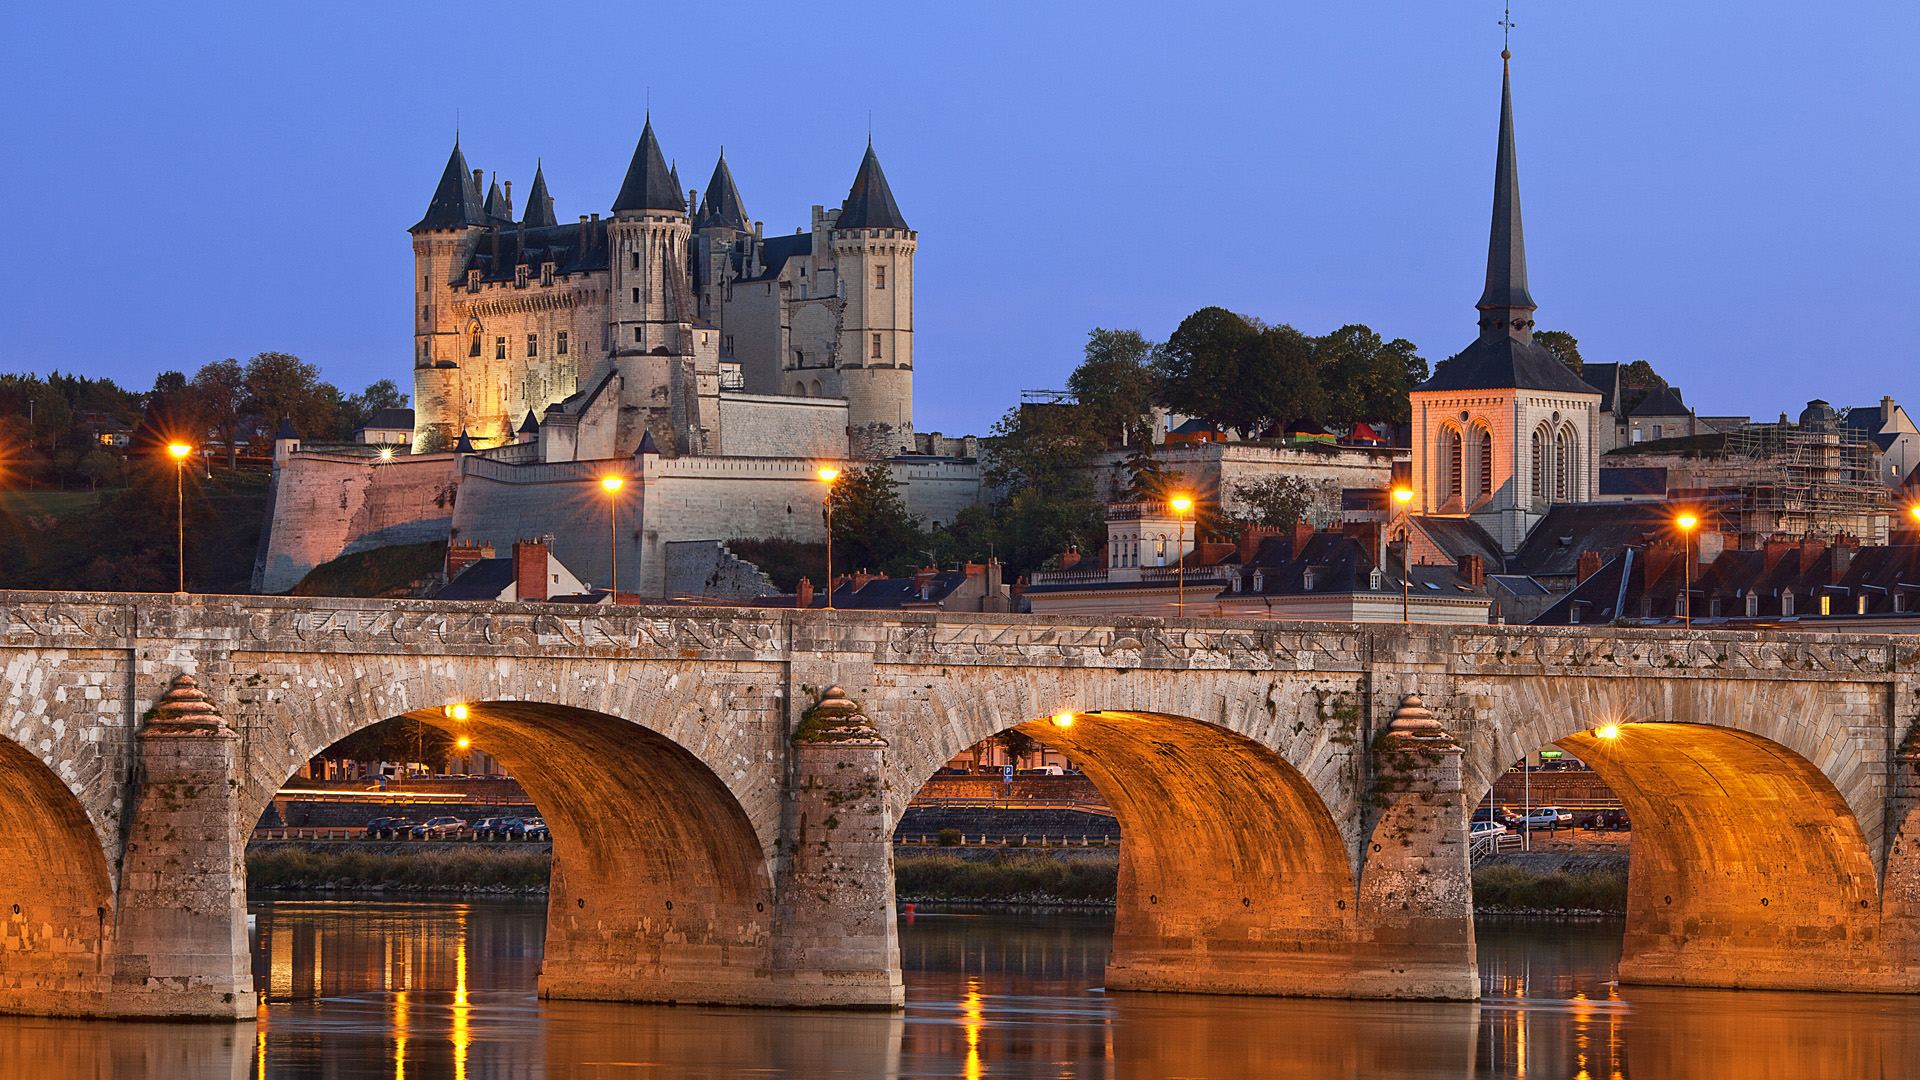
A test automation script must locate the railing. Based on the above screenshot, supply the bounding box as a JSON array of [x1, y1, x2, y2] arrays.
[[274, 788, 537, 807], [895, 833, 1119, 848], [251, 828, 549, 842], [1470, 832, 1525, 862], [1027, 568, 1112, 585], [904, 796, 1115, 818], [1140, 565, 1233, 583]]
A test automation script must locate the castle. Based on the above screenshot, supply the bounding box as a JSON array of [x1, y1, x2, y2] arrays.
[[410, 121, 918, 461], [252, 122, 981, 598]]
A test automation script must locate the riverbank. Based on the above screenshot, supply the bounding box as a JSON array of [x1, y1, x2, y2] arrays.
[[246, 842, 1629, 913]]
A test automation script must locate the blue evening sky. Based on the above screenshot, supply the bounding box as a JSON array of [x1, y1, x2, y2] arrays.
[[4, 2, 1915, 436]]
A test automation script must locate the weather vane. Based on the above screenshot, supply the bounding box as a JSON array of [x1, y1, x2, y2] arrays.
[[1499, 3, 1515, 54]]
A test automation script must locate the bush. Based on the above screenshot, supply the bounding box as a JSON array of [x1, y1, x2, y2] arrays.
[[894, 855, 1118, 902], [1473, 864, 1627, 913], [936, 828, 962, 847], [247, 846, 550, 890]]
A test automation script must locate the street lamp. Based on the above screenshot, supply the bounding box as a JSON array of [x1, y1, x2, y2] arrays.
[[818, 467, 841, 609], [1169, 495, 1194, 617], [1675, 513, 1699, 628], [600, 476, 624, 599], [167, 443, 192, 593], [1393, 488, 1414, 623]]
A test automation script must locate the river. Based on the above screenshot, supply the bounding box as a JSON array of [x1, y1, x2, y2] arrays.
[[1, 898, 1916, 1078]]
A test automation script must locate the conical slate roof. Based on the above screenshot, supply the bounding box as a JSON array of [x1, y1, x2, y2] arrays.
[[454, 429, 475, 453], [1477, 58, 1534, 313], [835, 141, 908, 230], [522, 163, 557, 227], [696, 153, 750, 231], [483, 176, 510, 222], [275, 417, 299, 440], [612, 118, 685, 213], [1419, 336, 1597, 394], [411, 140, 487, 232], [518, 410, 540, 434], [669, 162, 685, 211]]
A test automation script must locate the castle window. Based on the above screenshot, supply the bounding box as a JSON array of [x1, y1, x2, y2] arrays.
[[557, 331, 568, 356], [875, 266, 886, 289], [422, 276, 429, 292], [871, 333, 883, 360], [799, 266, 807, 278], [635, 328, 643, 342], [527, 334, 538, 358], [541, 263, 554, 287], [469, 330, 482, 357], [631, 252, 641, 270], [494, 336, 507, 360], [515, 265, 528, 288], [795, 349, 804, 367], [632, 287, 641, 303]]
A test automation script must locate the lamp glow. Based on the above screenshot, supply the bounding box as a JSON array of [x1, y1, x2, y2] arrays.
[[167, 443, 191, 459], [1596, 725, 1620, 740], [456, 736, 471, 750], [1676, 514, 1698, 530], [817, 467, 840, 484], [1169, 496, 1193, 513], [1392, 488, 1414, 504], [1051, 712, 1074, 728], [600, 476, 624, 494], [379, 447, 395, 461], [445, 703, 469, 721], [1911, 505, 1920, 522]]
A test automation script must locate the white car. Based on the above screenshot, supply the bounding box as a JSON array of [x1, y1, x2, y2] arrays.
[[1470, 820, 1507, 840], [1509, 806, 1572, 828]]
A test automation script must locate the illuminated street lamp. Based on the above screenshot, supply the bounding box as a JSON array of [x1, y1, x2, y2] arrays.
[[1169, 494, 1193, 617], [167, 443, 192, 593], [600, 476, 624, 599], [1051, 712, 1074, 728], [1676, 513, 1700, 628], [1393, 487, 1414, 623], [818, 467, 841, 609]]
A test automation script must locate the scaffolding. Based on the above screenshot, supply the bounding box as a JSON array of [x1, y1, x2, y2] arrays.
[[1722, 423, 1891, 543]]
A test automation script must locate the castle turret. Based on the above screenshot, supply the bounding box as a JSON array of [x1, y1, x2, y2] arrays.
[[609, 117, 693, 358], [410, 139, 490, 452], [692, 151, 751, 325], [521, 162, 557, 227], [830, 140, 916, 455]]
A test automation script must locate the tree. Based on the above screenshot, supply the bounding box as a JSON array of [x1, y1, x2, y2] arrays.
[[996, 728, 1041, 765], [244, 352, 337, 440], [1245, 323, 1325, 434], [191, 359, 246, 467], [1066, 328, 1158, 447], [1618, 359, 1668, 415], [1314, 324, 1428, 426], [1228, 475, 1340, 529], [828, 461, 924, 577], [1154, 307, 1264, 436], [1535, 329, 1582, 374], [334, 379, 410, 441], [328, 716, 458, 771]]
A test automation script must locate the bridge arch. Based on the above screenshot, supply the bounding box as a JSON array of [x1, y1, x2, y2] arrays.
[[243, 656, 789, 1005], [1466, 677, 1889, 991], [0, 733, 115, 1012]]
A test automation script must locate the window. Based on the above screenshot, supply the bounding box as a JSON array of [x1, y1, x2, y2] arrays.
[[631, 251, 641, 270], [557, 331, 568, 356], [1746, 592, 1759, 617], [799, 266, 807, 278], [871, 333, 883, 359], [514, 265, 528, 288], [423, 276, 429, 292], [632, 287, 641, 303], [1476, 426, 1493, 497], [494, 336, 507, 360], [1820, 594, 1831, 616], [1896, 593, 1907, 614], [469, 330, 482, 357], [876, 266, 886, 289], [635, 328, 643, 342], [1555, 428, 1574, 503], [795, 349, 804, 367], [541, 263, 554, 287], [1446, 427, 1463, 500], [1782, 590, 1795, 616], [527, 334, 539, 358], [1857, 595, 1868, 615]]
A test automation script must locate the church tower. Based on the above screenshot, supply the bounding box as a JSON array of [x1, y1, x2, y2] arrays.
[[830, 141, 916, 456], [410, 139, 489, 451], [1407, 51, 1601, 553]]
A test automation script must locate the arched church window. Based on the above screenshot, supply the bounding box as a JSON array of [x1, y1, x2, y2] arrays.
[[1475, 425, 1494, 497], [1531, 426, 1550, 504], [469, 328, 482, 357], [1445, 427, 1463, 500], [1556, 427, 1575, 503]]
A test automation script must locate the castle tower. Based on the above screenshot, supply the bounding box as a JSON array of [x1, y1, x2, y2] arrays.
[[1406, 51, 1601, 553], [522, 162, 557, 227], [410, 139, 490, 451], [609, 117, 693, 358], [693, 152, 751, 326], [830, 140, 916, 455]]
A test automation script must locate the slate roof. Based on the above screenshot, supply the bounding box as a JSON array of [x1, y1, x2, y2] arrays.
[[522, 164, 557, 227], [1629, 385, 1689, 418], [696, 153, 751, 231], [1410, 516, 1506, 571], [276, 417, 299, 440], [1505, 501, 1683, 579], [836, 142, 909, 230], [738, 232, 812, 282], [435, 558, 515, 601], [1477, 59, 1534, 313], [358, 408, 415, 432], [1417, 335, 1599, 395], [1232, 533, 1485, 599], [517, 410, 539, 434], [1579, 363, 1621, 412], [459, 218, 611, 281], [483, 178, 511, 222], [412, 141, 487, 232], [1533, 542, 1920, 625], [612, 119, 684, 213]]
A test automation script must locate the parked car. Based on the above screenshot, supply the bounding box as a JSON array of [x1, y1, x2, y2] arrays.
[[364, 817, 414, 839], [521, 817, 550, 840], [1471, 807, 1519, 827], [1506, 806, 1573, 829], [409, 816, 468, 839], [1470, 819, 1507, 840], [474, 816, 526, 840], [1580, 808, 1632, 831]]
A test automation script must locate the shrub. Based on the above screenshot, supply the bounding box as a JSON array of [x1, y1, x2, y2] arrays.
[[1473, 865, 1627, 912], [936, 828, 962, 847], [894, 855, 1118, 901]]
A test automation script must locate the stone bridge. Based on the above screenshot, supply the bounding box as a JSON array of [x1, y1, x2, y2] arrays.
[[2, 592, 1917, 1017]]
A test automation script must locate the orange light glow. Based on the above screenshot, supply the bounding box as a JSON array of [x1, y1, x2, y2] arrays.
[[1392, 487, 1414, 504], [600, 476, 624, 494], [444, 704, 469, 721], [167, 443, 192, 459], [1676, 514, 1699, 530], [817, 467, 840, 484], [1596, 725, 1621, 740], [1169, 496, 1193, 514], [456, 737, 471, 750], [1051, 712, 1074, 728]]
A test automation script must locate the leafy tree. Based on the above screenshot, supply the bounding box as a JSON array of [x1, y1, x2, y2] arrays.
[[1534, 329, 1582, 374], [1314, 325, 1427, 426], [978, 398, 1107, 576], [1066, 328, 1158, 447], [1245, 323, 1325, 434], [1227, 475, 1340, 528], [1618, 359, 1668, 415], [327, 716, 458, 771], [828, 461, 924, 577], [1154, 307, 1264, 436], [191, 359, 247, 467], [331, 379, 410, 441], [244, 352, 337, 440], [996, 728, 1041, 764]]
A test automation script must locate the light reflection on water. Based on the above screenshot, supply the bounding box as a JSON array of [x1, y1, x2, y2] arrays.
[[0, 901, 1918, 1077]]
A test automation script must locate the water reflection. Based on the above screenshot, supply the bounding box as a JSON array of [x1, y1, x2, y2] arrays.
[[1, 902, 1919, 1077]]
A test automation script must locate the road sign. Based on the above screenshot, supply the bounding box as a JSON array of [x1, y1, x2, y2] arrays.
[[1002, 765, 1014, 784]]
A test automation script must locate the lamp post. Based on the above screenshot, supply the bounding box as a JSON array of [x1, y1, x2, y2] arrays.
[[1393, 487, 1414, 623], [1676, 513, 1699, 628], [167, 443, 192, 593], [600, 476, 624, 599], [818, 467, 841, 609], [1169, 495, 1193, 617]]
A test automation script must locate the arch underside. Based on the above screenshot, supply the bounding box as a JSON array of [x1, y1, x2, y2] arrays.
[[382, 703, 780, 1004], [0, 736, 115, 1012], [1013, 711, 1461, 997], [1562, 723, 1898, 992]]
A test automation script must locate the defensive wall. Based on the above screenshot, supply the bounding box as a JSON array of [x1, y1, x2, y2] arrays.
[[1, 592, 1917, 1017]]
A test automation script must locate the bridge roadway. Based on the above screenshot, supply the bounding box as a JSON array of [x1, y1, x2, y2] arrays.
[[1, 591, 1917, 1017]]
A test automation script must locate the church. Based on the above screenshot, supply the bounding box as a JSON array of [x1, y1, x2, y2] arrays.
[[410, 121, 920, 462]]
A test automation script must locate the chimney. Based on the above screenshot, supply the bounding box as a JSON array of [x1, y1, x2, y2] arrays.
[[1059, 547, 1081, 572], [1831, 543, 1852, 584], [512, 538, 549, 602], [1763, 536, 1796, 575], [1291, 520, 1315, 558], [962, 561, 986, 578], [912, 566, 938, 597], [795, 577, 814, 608], [446, 541, 494, 579], [1642, 543, 1676, 590], [1798, 538, 1827, 575], [1197, 542, 1235, 565], [504, 179, 513, 216], [1457, 554, 1484, 589], [1695, 530, 1726, 566], [1884, 396, 1896, 425], [472, 169, 484, 203], [1238, 525, 1277, 564], [1576, 550, 1603, 583]]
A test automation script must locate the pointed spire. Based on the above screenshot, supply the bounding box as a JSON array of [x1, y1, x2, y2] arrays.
[[522, 162, 557, 227], [695, 151, 750, 231], [454, 429, 475, 454], [1476, 50, 1536, 335], [835, 142, 909, 230], [518, 410, 540, 434], [484, 175, 510, 221], [612, 118, 684, 214], [411, 140, 488, 232], [669, 161, 685, 211], [637, 429, 660, 456]]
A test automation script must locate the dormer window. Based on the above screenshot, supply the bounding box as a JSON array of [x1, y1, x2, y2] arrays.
[[467, 269, 481, 293], [1252, 570, 1265, 591], [1303, 567, 1318, 590], [1231, 574, 1243, 593], [541, 262, 555, 287], [1782, 590, 1795, 616], [1819, 594, 1831, 616], [515, 265, 529, 288], [1746, 592, 1759, 617], [1368, 568, 1384, 590]]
